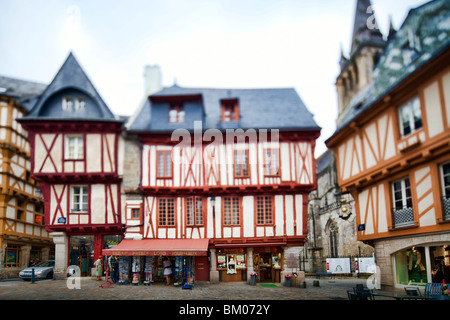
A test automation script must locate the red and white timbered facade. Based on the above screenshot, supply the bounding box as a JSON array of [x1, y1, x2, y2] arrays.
[[124, 84, 321, 283]]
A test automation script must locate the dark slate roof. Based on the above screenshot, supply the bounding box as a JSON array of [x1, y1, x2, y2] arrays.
[[0, 75, 47, 111], [22, 52, 120, 122], [128, 85, 320, 132], [335, 0, 450, 134]]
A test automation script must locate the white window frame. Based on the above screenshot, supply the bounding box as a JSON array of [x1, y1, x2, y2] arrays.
[[398, 96, 422, 137], [70, 185, 88, 213], [65, 135, 84, 160], [392, 177, 414, 228]]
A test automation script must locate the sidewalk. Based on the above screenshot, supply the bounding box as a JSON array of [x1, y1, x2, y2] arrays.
[[0, 277, 398, 300]]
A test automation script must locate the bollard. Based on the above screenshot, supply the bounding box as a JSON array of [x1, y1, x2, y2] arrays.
[[31, 267, 35, 284]]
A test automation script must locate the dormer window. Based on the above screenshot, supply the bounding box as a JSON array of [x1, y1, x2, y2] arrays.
[[62, 96, 73, 111], [221, 99, 239, 122], [169, 103, 185, 123]]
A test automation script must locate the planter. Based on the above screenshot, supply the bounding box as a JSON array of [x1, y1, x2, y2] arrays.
[[284, 277, 291, 287], [249, 275, 257, 286]]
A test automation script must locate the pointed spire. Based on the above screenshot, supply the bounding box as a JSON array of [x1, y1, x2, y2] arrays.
[[350, 0, 385, 56], [339, 43, 349, 71], [387, 15, 397, 42]]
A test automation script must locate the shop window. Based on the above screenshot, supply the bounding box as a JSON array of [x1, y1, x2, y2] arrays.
[[186, 197, 203, 226], [158, 198, 175, 226], [234, 149, 249, 178], [70, 185, 88, 213], [156, 150, 172, 178], [391, 177, 414, 228], [398, 96, 422, 137], [440, 162, 450, 221], [223, 197, 240, 226], [169, 103, 185, 123], [256, 196, 273, 225], [264, 148, 280, 176], [69, 235, 94, 277], [4, 246, 20, 268], [395, 246, 427, 286], [65, 135, 84, 160]]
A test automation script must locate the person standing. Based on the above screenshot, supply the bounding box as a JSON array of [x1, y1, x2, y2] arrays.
[[94, 255, 103, 281], [163, 257, 172, 285]]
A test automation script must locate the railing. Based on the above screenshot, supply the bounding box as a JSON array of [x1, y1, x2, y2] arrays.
[[442, 197, 450, 221], [392, 206, 415, 228]]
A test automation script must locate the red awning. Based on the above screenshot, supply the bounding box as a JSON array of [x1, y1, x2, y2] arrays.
[[102, 239, 209, 256]]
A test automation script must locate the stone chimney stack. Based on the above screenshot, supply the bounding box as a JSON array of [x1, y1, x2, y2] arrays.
[[144, 64, 162, 96]]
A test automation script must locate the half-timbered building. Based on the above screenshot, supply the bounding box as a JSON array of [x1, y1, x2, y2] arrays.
[[326, 0, 450, 288], [0, 75, 53, 278], [19, 53, 124, 278], [111, 82, 320, 283]]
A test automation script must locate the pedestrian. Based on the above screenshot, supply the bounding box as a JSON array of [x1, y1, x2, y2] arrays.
[[432, 265, 444, 283], [94, 255, 103, 281], [163, 257, 172, 285], [109, 256, 119, 283]]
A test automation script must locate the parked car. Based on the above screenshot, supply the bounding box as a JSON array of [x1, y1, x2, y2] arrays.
[[19, 260, 55, 281]]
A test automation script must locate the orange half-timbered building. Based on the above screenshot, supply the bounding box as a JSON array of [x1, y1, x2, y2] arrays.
[[0, 75, 52, 278], [327, 0, 450, 288]]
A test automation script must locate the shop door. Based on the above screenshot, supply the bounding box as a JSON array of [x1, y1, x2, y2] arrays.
[[195, 256, 209, 281]]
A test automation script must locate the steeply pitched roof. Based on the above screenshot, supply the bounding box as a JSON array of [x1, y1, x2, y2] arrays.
[[350, 0, 385, 56], [23, 52, 120, 122], [0, 75, 47, 111], [334, 0, 450, 134], [128, 85, 320, 133]]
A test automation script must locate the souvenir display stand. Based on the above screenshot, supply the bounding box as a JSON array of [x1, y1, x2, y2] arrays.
[[144, 256, 154, 286], [118, 256, 130, 284]]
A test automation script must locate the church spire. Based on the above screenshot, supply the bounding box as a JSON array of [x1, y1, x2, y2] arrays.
[[350, 0, 385, 56]]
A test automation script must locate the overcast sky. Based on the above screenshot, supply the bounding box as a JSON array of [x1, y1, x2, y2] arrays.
[[0, 0, 430, 157]]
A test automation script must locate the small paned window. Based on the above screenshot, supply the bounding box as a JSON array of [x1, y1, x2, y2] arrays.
[[65, 135, 84, 160], [157, 150, 172, 178], [169, 103, 185, 123], [71, 186, 88, 213], [221, 99, 239, 122], [264, 149, 280, 176], [256, 196, 273, 225], [234, 150, 249, 178], [158, 198, 175, 226], [399, 96, 422, 137], [186, 197, 203, 226], [223, 197, 240, 226]]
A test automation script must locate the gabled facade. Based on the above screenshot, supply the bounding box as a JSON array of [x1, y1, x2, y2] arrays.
[[111, 81, 320, 283], [0, 75, 53, 278], [327, 0, 450, 288], [19, 53, 124, 278]]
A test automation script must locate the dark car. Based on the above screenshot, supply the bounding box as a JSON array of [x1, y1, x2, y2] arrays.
[[19, 260, 55, 281]]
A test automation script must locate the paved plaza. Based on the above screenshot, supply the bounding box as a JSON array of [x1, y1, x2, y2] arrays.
[[0, 277, 396, 300]]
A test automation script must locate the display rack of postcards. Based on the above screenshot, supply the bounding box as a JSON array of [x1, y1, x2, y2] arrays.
[[132, 256, 142, 285], [173, 256, 184, 287], [118, 256, 130, 284], [144, 256, 154, 285]]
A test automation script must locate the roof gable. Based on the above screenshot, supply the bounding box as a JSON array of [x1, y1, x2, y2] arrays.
[[24, 52, 118, 122]]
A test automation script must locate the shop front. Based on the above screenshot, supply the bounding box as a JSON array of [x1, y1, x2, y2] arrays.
[[69, 234, 122, 277], [102, 238, 210, 285], [214, 245, 284, 283], [393, 243, 450, 287]]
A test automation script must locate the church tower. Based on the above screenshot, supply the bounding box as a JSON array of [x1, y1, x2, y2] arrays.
[[336, 0, 386, 124]]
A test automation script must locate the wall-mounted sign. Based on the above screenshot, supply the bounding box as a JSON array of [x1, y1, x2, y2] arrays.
[[58, 217, 67, 224]]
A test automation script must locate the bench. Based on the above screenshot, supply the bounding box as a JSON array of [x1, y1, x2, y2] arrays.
[[315, 272, 335, 279]]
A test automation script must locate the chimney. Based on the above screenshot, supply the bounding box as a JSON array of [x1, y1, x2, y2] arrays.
[[144, 64, 162, 96]]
